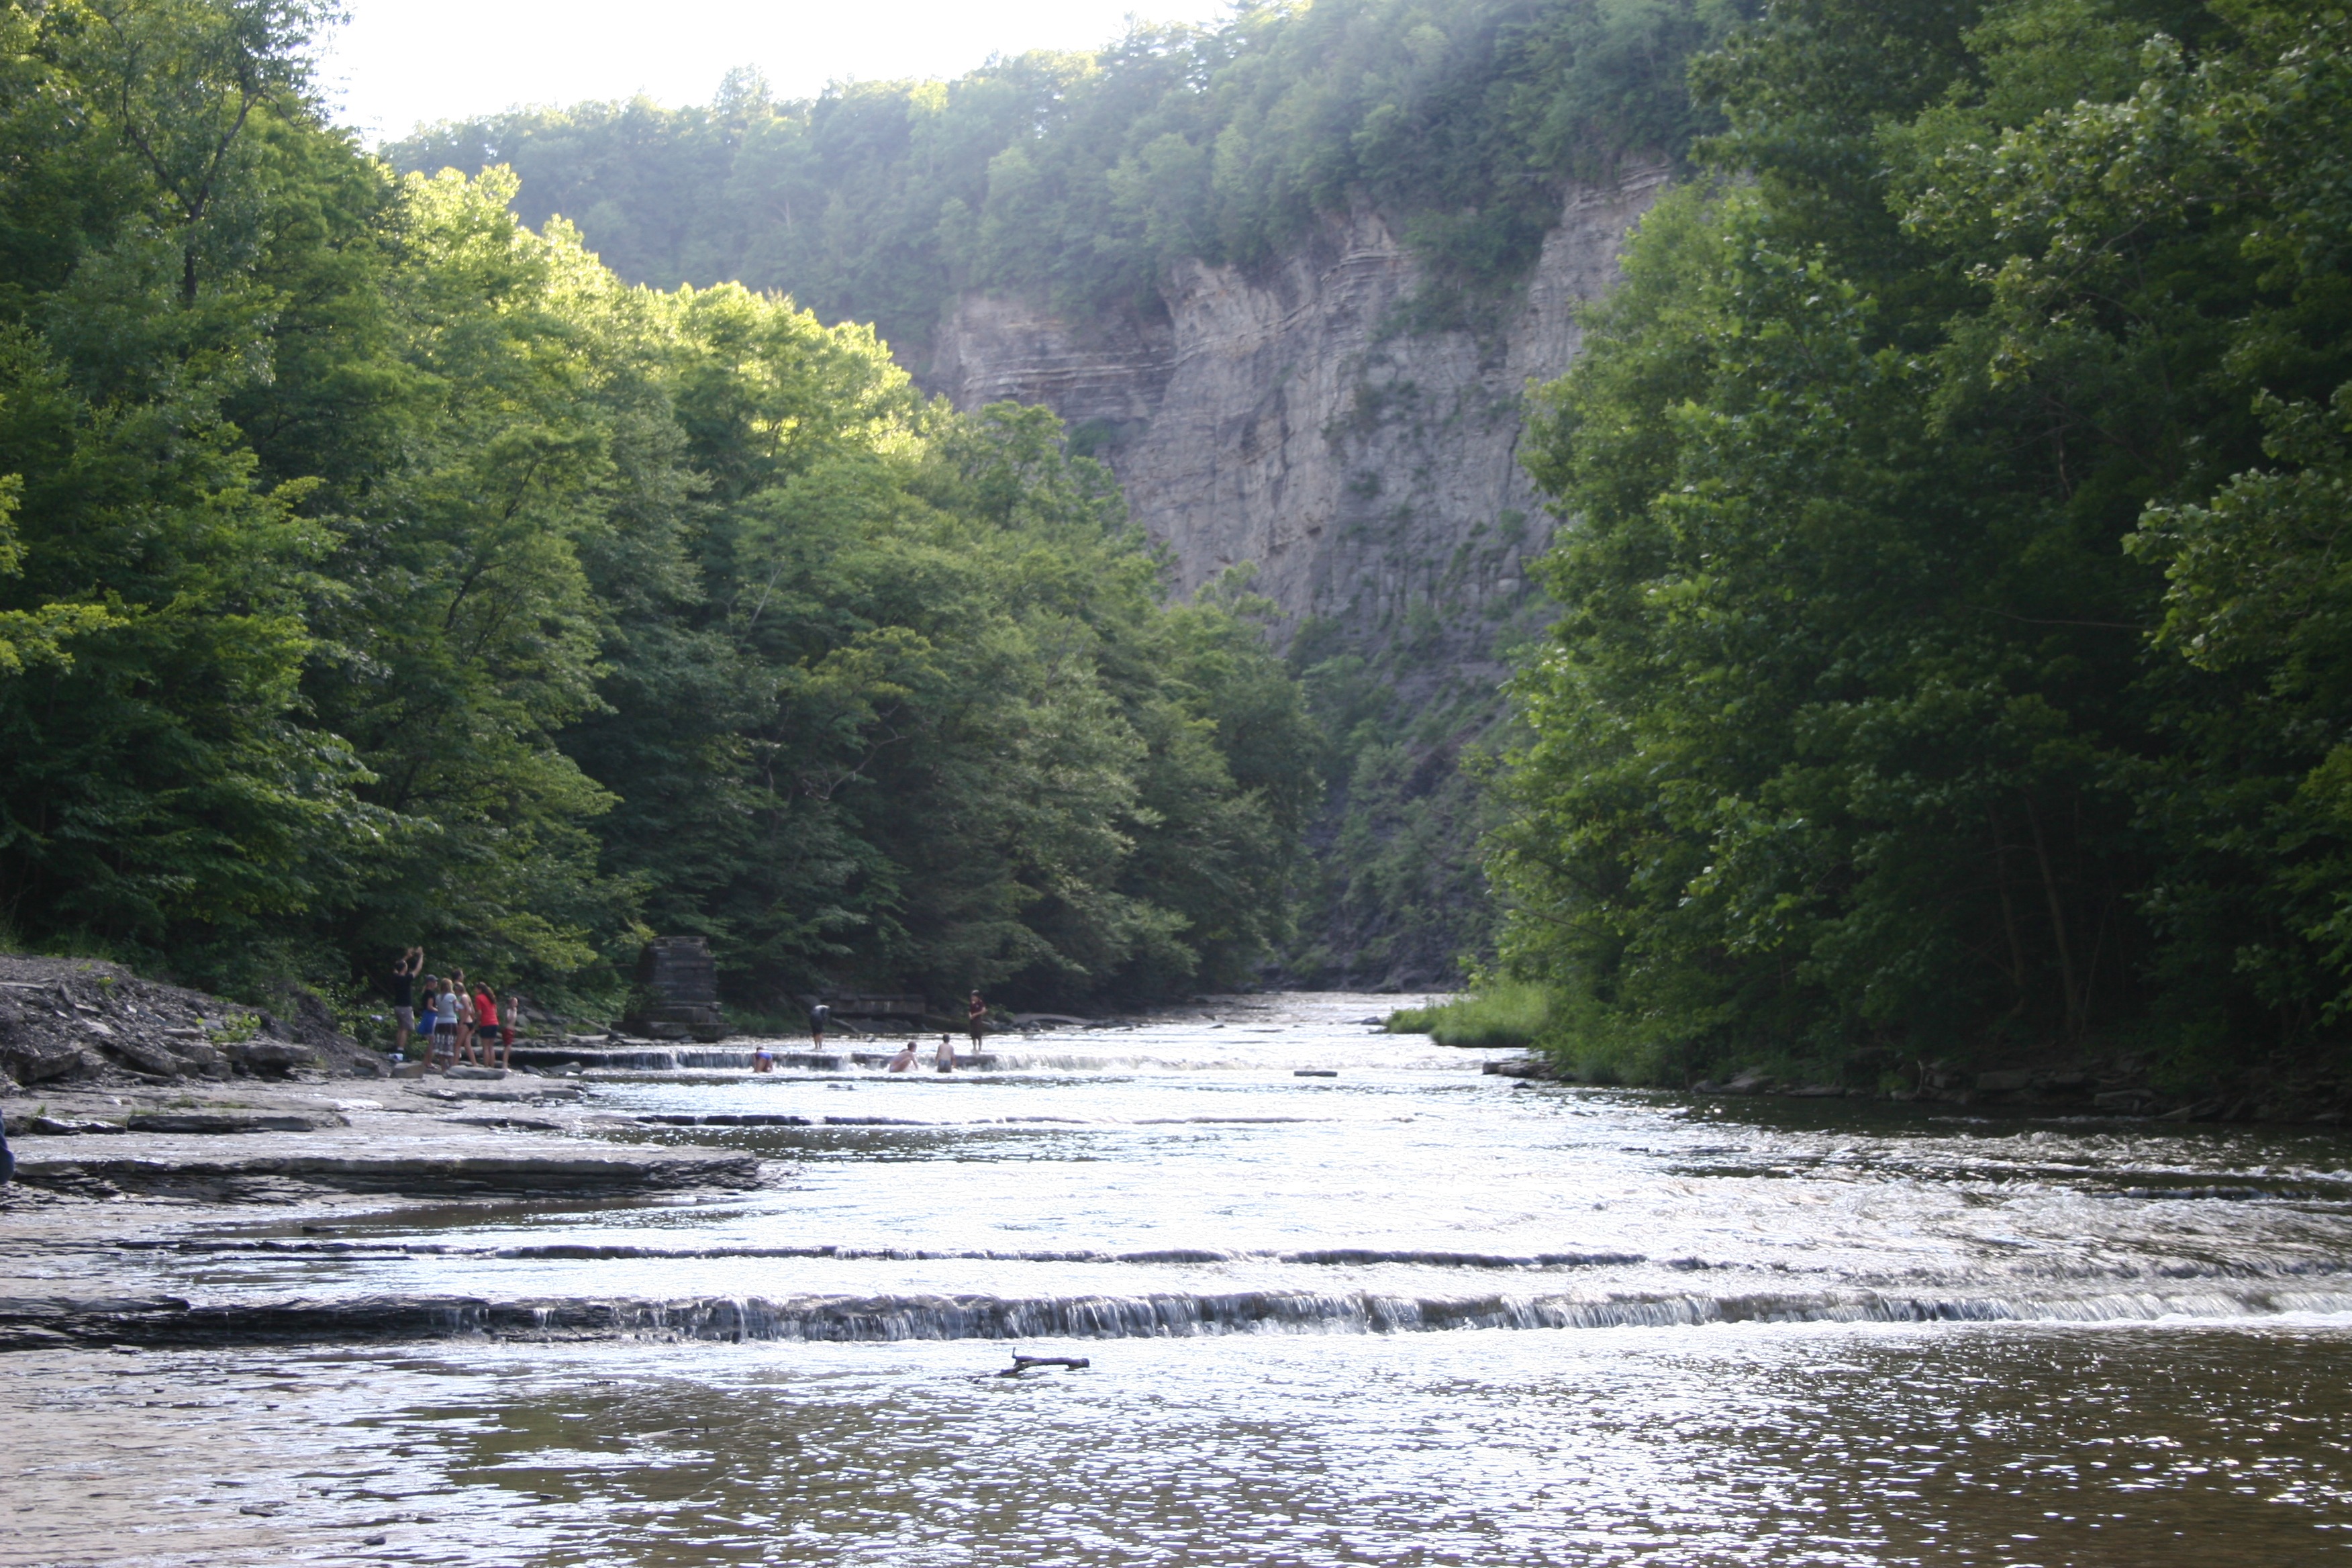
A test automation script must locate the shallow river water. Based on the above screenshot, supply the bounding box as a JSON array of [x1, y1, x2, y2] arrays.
[[9, 993, 2352, 1565]]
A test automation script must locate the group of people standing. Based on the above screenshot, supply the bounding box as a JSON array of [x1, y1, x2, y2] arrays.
[[389, 948, 520, 1071]]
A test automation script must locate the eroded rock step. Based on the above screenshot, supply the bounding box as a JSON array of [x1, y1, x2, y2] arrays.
[[8, 1145, 761, 1199], [511, 1046, 1001, 1072], [3, 1110, 348, 1137], [12, 1279, 2352, 1351]]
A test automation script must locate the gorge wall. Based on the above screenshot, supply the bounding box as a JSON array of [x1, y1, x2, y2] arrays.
[[927, 165, 1669, 705], [922, 166, 1667, 988]]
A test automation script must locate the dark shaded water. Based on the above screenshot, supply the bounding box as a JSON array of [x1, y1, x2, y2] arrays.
[[7, 994, 2352, 1564]]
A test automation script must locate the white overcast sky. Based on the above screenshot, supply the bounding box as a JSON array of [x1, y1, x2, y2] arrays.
[[318, 1, 1236, 142]]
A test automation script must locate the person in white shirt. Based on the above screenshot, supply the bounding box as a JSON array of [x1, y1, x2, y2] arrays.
[[429, 980, 460, 1070]]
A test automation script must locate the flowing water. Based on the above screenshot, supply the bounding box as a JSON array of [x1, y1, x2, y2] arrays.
[[8, 993, 2352, 1565]]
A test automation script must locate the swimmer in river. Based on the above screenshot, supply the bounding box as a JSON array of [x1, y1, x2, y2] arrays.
[[751, 1042, 774, 1073], [887, 1038, 918, 1073], [936, 1032, 956, 1073]]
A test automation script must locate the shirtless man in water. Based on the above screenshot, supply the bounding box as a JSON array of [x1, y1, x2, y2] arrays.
[[887, 1038, 918, 1073]]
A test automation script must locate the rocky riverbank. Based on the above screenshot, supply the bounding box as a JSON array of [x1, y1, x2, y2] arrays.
[[0, 953, 385, 1087]]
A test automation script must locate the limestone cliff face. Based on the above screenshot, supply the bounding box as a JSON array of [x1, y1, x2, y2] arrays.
[[928, 166, 1668, 694], [926, 167, 1667, 985]]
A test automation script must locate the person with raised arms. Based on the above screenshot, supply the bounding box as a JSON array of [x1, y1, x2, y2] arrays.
[[389, 947, 423, 1059]]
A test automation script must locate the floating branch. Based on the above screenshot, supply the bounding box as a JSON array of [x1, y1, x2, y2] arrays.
[[999, 1355, 1091, 1377]]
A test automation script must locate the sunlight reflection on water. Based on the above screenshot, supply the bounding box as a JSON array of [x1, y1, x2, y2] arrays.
[[9, 992, 2352, 1565]]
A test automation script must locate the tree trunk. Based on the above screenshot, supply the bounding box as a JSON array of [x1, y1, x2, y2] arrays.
[[2023, 792, 2083, 1038]]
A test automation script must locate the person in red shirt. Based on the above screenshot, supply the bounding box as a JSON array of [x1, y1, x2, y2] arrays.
[[472, 983, 506, 1069]]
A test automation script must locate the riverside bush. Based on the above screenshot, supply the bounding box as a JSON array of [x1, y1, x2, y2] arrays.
[[1386, 982, 1550, 1048]]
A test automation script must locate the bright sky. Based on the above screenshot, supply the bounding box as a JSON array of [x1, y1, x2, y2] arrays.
[[319, 1, 1236, 142]]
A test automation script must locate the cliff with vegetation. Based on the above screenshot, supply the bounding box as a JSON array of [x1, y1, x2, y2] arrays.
[[925, 170, 1668, 983], [12, 0, 2347, 1108], [389, 0, 1736, 985], [0, 0, 1316, 1028], [929, 170, 1667, 661]]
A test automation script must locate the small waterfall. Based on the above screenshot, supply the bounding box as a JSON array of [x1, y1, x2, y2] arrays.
[[348, 1282, 2352, 1345], [51, 1279, 2352, 1349]]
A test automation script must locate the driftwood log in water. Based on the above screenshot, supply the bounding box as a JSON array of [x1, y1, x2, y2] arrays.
[[1000, 1355, 1091, 1377]]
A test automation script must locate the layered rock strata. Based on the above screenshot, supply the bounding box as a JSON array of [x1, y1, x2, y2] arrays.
[[0, 953, 383, 1087], [929, 166, 1670, 695]]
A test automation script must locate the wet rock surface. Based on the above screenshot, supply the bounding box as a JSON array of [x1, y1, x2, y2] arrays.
[[3, 1083, 758, 1199], [0, 1073, 771, 1346]]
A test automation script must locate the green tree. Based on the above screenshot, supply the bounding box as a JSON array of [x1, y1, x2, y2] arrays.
[[1496, 0, 2352, 1093], [0, 0, 1327, 1024]]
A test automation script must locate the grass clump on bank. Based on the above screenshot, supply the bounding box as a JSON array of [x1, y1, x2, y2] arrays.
[[1386, 983, 1551, 1048]]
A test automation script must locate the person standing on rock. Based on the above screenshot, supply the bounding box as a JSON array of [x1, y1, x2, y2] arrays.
[[450, 970, 475, 1063], [472, 981, 505, 1069], [967, 991, 987, 1051], [809, 1000, 830, 1051], [503, 992, 523, 1056], [390, 947, 424, 1058], [428, 978, 460, 1070]]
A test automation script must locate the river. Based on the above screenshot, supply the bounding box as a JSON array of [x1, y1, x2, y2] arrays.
[[7, 992, 2352, 1565]]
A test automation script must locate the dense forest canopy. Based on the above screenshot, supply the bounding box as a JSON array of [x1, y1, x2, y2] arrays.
[[1496, 0, 2352, 1096], [19, 0, 2345, 1089], [387, 0, 1747, 359], [381, 0, 1749, 993], [0, 0, 1317, 1020]]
